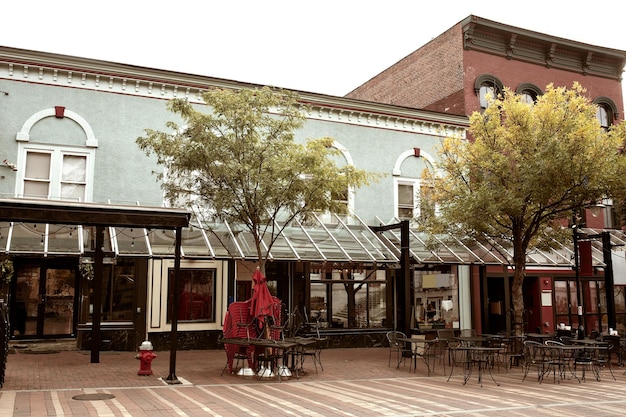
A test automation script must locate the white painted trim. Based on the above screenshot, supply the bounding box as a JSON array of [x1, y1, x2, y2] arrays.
[[149, 259, 225, 332], [16, 108, 98, 147], [15, 143, 96, 202], [392, 149, 436, 176]]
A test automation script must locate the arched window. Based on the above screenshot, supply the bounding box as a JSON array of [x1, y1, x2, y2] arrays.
[[393, 149, 438, 221], [474, 74, 504, 109], [592, 97, 618, 130], [15, 108, 97, 202], [516, 83, 543, 104]]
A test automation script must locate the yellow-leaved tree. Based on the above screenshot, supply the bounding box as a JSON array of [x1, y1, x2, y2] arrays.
[[421, 83, 626, 334]]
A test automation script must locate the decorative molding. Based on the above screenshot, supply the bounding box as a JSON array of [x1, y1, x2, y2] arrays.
[[0, 47, 468, 138], [16, 107, 98, 147], [462, 16, 626, 81]]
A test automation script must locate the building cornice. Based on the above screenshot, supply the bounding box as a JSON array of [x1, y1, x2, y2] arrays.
[[0, 45, 467, 138], [461, 15, 626, 81]]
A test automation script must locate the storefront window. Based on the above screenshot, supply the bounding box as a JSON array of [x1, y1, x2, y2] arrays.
[[555, 278, 609, 334], [168, 268, 215, 322], [413, 266, 458, 329], [309, 264, 386, 329], [554, 280, 571, 329], [86, 259, 136, 322]]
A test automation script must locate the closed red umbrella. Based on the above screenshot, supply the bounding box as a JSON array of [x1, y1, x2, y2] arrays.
[[249, 268, 280, 334]]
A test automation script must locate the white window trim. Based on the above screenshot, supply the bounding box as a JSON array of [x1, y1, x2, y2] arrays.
[[394, 177, 440, 220], [395, 177, 420, 220], [15, 143, 96, 202], [148, 259, 226, 332]]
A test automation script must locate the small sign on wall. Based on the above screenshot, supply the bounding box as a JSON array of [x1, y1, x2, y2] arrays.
[[541, 290, 552, 307]]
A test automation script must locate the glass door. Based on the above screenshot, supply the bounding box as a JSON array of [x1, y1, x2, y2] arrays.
[[12, 260, 77, 338], [42, 267, 75, 336]]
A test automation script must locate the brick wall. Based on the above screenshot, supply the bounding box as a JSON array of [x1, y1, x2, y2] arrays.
[[347, 21, 624, 120], [462, 50, 625, 119], [346, 23, 465, 113]]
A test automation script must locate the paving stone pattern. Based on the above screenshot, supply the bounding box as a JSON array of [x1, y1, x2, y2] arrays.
[[1, 342, 626, 416]]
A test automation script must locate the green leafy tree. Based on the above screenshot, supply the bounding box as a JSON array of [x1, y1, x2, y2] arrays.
[[422, 83, 626, 334], [137, 87, 377, 274]]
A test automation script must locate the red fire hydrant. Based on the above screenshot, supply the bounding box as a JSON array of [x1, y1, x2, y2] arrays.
[[136, 341, 157, 376]]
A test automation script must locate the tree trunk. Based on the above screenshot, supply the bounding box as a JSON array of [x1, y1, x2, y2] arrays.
[[511, 266, 525, 335]]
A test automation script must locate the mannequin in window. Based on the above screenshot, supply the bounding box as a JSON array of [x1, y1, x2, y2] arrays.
[[426, 302, 436, 322]]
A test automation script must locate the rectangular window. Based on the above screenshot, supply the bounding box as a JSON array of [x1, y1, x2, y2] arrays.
[[331, 187, 349, 214], [419, 182, 436, 219], [309, 264, 386, 329], [398, 183, 414, 219], [397, 179, 436, 220], [168, 269, 215, 322], [19, 145, 93, 202], [554, 281, 569, 315], [84, 259, 136, 323], [414, 266, 458, 329], [23, 151, 51, 198], [61, 154, 87, 201]]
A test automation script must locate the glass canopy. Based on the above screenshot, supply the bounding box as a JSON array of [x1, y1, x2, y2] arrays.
[[1, 213, 622, 268], [0, 210, 399, 263]]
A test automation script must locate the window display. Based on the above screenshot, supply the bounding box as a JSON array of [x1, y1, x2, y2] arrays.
[[414, 266, 458, 329]]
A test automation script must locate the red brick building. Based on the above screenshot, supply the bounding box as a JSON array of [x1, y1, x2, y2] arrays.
[[347, 15, 625, 125], [348, 15, 626, 336]]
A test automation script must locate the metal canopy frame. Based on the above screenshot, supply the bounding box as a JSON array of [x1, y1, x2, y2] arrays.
[[0, 198, 190, 384], [0, 206, 398, 264], [373, 217, 619, 269]]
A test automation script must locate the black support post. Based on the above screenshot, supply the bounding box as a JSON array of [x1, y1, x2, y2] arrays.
[[370, 220, 412, 335], [90, 226, 104, 363], [602, 231, 617, 330], [400, 220, 411, 336], [573, 226, 584, 339], [166, 226, 183, 384]]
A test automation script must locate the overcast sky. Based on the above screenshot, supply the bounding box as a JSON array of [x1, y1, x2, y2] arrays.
[[3, 1, 625, 110]]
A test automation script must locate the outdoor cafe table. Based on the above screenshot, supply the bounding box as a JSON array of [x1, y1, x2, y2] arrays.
[[396, 337, 437, 375], [220, 337, 298, 381], [540, 344, 600, 383], [447, 345, 504, 387], [526, 333, 554, 342], [284, 336, 320, 376], [571, 338, 605, 346]]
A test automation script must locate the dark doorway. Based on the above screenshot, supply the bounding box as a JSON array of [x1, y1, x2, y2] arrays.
[[523, 276, 541, 333], [11, 258, 78, 338], [487, 276, 507, 334]]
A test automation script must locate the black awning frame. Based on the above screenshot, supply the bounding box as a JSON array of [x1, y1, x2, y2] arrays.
[[0, 198, 189, 384]]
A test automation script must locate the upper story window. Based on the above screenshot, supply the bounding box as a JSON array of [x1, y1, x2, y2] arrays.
[[516, 83, 543, 104], [597, 105, 610, 130], [15, 107, 98, 202], [331, 187, 349, 215], [474, 74, 504, 109], [397, 181, 415, 219], [393, 148, 437, 221], [396, 179, 435, 221], [17, 145, 95, 201], [592, 96, 618, 131]]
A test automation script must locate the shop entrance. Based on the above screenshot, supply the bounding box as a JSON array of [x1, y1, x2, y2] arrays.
[[11, 259, 78, 338]]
